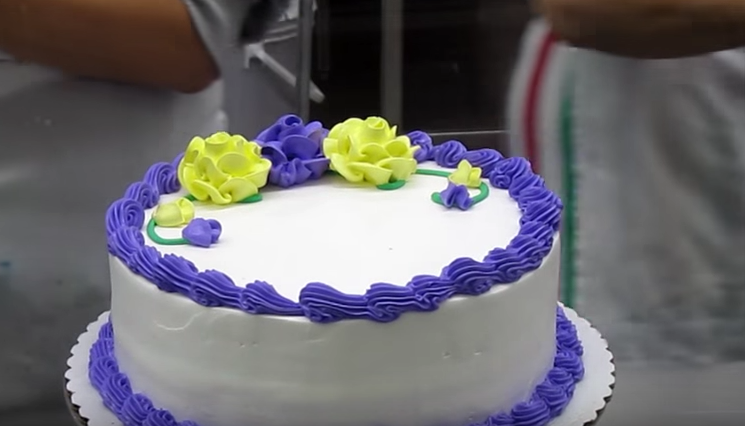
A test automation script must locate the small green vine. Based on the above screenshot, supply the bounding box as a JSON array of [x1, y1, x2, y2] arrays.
[[376, 180, 407, 190], [147, 193, 263, 245], [371, 168, 490, 207], [416, 168, 490, 208], [147, 218, 188, 246]]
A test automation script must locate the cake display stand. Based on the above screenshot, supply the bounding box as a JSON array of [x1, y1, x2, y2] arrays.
[[64, 306, 615, 426]]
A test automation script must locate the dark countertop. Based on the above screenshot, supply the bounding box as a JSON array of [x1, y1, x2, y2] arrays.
[[595, 362, 745, 426]]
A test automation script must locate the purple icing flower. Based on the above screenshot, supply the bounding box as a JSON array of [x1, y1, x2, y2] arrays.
[[255, 115, 330, 188], [407, 130, 435, 162], [439, 181, 473, 210], [182, 218, 222, 248]]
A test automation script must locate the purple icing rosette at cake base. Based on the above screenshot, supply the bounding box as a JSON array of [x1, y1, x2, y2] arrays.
[[255, 115, 330, 188]]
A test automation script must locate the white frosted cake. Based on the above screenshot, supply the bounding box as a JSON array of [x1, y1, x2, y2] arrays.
[[95, 116, 584, 426]]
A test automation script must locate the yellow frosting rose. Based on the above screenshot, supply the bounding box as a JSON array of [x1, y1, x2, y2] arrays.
[[177, 132, 271, 205], [322, 117, 419, 186]]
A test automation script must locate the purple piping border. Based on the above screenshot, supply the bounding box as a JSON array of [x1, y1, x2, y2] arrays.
[[105, 134, 563, 324], [88, 307, 583, 426]]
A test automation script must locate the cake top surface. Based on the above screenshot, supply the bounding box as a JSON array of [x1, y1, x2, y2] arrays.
[[106, 115, 562, 323], [145, 163, 522, 299]]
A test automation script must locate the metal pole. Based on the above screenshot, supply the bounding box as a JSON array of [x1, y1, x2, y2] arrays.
[[297, 0, 314, 121], [381, 0, 403, 126]]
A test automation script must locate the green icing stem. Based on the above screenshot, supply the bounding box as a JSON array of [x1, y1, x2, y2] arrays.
[[416, 168, 489, 208], [238, 193, 263, 204], [149, 193, 264, 246], [471, 183, 489, 205], [147, 218, 188, 246], [559, 75, 577, 309], [336, 168, 490, 208], [415, 168, 450, 178], [372, 168, 490, 206], [376, 180, 407, 190]]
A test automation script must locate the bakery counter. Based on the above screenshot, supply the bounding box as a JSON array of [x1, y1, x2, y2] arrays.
[[598, 362, 745, 426]]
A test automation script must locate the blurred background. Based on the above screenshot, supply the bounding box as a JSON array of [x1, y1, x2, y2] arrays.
[[229, 0, 528, 150], [1, 0, 743, 425]]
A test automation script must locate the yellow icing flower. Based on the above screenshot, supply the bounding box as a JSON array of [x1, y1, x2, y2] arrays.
[[177, 132, 271, 204], [322, 117, 419, 186], [449, 160, 482, 188], [153, 198, 195, 227]]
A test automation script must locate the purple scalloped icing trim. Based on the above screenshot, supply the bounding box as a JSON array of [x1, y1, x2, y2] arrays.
[[106, 137, 562, 323], [89, 307, 583, 426]]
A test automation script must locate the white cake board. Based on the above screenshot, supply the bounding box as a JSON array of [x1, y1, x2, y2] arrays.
[[65, 306, 615, 426]]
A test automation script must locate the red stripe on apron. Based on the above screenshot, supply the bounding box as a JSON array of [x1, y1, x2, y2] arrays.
[[522, 30, 558, 173]]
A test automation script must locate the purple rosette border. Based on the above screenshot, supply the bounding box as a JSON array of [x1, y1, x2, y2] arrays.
[[106, 135, 563, 324], [84, 308, 586, 426]]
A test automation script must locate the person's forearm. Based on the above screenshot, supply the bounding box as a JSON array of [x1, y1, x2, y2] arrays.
[[536, 0, 745, 58], [0, 0, 218, 93]]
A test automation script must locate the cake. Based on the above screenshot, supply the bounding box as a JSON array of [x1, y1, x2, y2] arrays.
[[94, 116, 583, 426]]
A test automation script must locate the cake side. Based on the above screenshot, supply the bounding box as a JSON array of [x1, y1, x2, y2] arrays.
[[109, 237, 560, 426]]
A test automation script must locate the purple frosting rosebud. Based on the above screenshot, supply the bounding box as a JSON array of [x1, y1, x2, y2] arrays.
[[255, 114, 330, 188], [439, 181, 473, 211], [182, 218, 222, 248]]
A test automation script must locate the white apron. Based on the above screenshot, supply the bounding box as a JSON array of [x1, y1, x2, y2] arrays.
[[508, 19, 745, 364]]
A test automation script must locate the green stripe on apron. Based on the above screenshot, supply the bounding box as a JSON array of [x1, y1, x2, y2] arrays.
[[559, 74, 577, 308]]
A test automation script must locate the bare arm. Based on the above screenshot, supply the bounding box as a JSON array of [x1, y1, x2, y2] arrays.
[[536, 0, 745, 58], [0, 0, 219, 93]]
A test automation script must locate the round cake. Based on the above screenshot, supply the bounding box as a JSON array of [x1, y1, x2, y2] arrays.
[[95, 116, 583, 426]]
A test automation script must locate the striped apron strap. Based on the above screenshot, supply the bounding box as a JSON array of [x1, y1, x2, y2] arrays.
[[515, 23, 577, 308], [558, 72, 576, 309]]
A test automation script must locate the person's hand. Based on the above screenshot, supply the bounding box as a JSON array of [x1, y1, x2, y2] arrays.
[[535, 0, 745, 58], [0, 0, 217, 92]]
